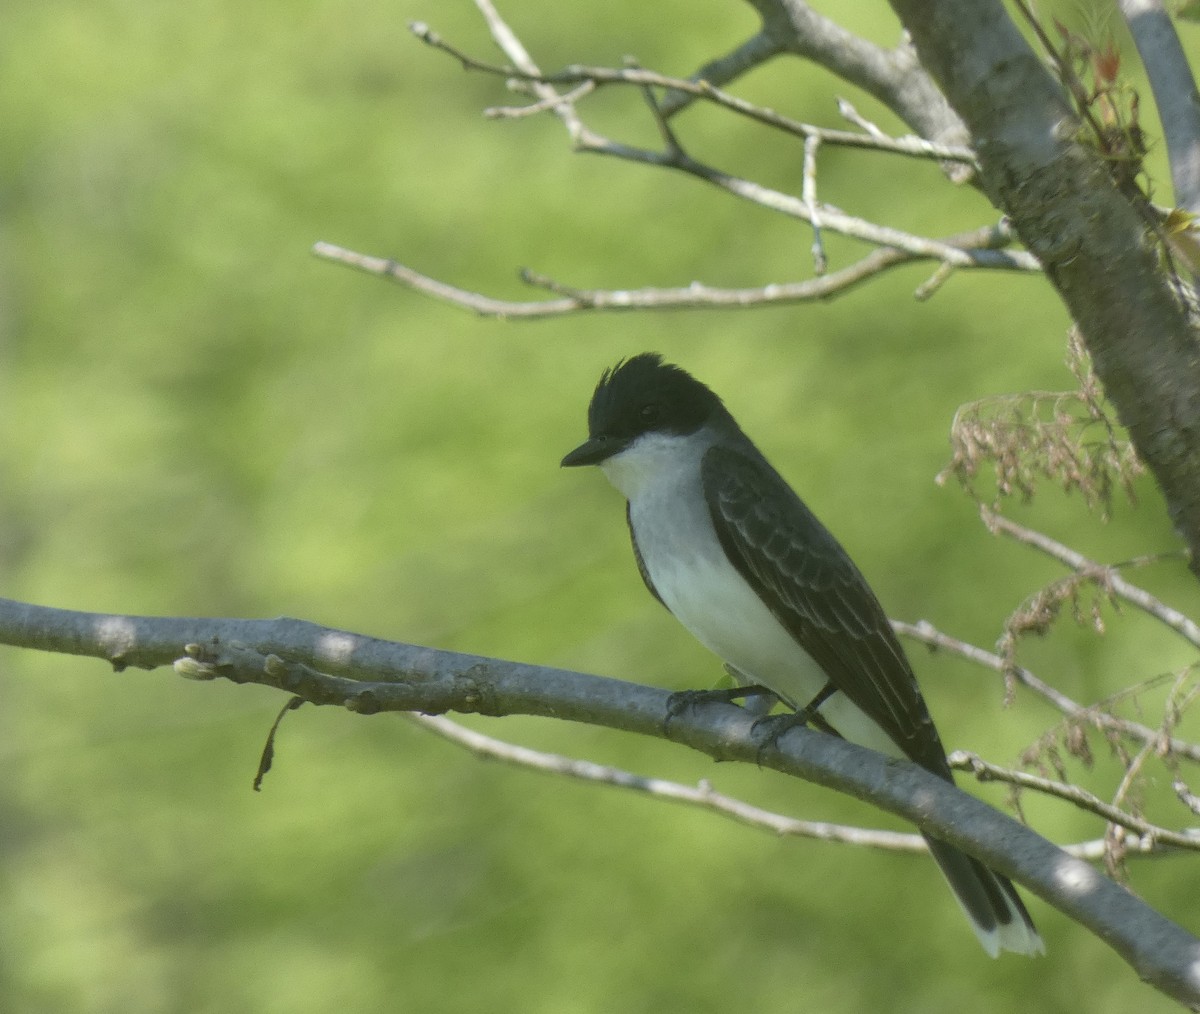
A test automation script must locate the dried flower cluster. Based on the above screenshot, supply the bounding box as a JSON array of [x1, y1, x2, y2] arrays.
[[937, 331, 1143, 515]]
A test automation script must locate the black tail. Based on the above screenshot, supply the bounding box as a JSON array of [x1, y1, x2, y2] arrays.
[[924, 835, 1044, 957]]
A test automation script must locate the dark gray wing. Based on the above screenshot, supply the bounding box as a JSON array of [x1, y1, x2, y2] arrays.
[[702, 443, 949, 776]]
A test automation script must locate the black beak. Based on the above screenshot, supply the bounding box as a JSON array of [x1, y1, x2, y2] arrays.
[[561, 435, 626, 468]]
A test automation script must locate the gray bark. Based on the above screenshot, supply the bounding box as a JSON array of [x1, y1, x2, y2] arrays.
[[891, 0, 1200, 572]]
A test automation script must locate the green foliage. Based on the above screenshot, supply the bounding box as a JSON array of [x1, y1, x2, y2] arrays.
[[1, 2, 1197, 1012]]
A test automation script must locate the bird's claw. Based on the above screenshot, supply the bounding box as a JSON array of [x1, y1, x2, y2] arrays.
[[751, 702, 841, 765]]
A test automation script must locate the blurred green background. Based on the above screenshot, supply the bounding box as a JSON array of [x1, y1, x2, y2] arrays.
[[3, 1, 1199, 1011]]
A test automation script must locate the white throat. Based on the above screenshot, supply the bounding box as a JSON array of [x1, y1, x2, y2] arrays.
[[598, 430, 707, 501]]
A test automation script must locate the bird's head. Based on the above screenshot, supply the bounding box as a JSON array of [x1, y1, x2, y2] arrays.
[[561, 353, 726, 470]]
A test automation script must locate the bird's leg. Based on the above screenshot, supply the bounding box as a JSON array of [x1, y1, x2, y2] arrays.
[[796, 679, 840, 729], [751, 680, 842, 762]]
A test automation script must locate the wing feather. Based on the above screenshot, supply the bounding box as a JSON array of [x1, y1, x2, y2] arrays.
[[702, 444, 949, 775]]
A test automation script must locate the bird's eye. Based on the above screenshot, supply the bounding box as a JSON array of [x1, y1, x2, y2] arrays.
[[638, 403, 662, 426]]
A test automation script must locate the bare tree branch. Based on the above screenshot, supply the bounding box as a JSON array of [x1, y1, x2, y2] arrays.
[[658, 29, 785, 117], [472, 0, 583, 138], [4, 595, 1200, 1003], [311, 223, 1028, 319], [320, 8, 1048, 333], [1118, 0, 1200, 215], [411, 20, 1008, 271], [746, 0, 969, 152], [412, 22, 978, 165], [412, 28, 1001, 276]]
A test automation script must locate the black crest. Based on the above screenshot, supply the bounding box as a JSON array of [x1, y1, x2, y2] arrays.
[[587, 353, 724, 440]]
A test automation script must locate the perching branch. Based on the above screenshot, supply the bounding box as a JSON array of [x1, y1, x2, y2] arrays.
[[3, 595, 1200, 1004]]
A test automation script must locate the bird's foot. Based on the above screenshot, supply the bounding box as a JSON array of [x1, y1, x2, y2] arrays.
[[664, 684, 779, 734], [751, 692, 841, 766], [750, 709, 810, 755]]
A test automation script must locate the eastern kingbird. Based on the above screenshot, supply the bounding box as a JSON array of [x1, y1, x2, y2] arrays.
[[561, 353, 1042, 957]]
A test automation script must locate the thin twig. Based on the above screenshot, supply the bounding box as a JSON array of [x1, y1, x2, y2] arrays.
[[894, 618, 1200, 762], [1011, 0, 1110, 146], [486, 81, 596, 120], [658, 30, 785, 117], [637, 68, 684, 158], [837, 97, 888, 140], [913, 261, 955, 300], [1105, 736, 1160, 874], [802, 135, 827, 274], [410, 21, 978, 165], [406, 713, 926, 849], [312, 222, 1028, 319], [411, 20, 1001, 266], [469, 0, 583, 141], [950, 751, 1200, 851], [1175, 777, 1200, 816], [408, 714, 1185, 862], [983, 508, 1200, 649]]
